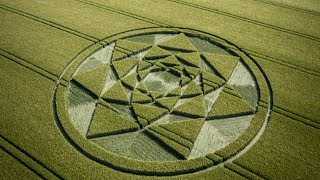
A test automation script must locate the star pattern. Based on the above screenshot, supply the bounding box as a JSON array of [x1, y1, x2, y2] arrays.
[[67, 32, 259, 161]]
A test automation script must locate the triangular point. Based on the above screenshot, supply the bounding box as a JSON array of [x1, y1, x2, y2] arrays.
[[101, 80, 129, 105], [159, 33, 198, 52], [202, 52, 239, 80], [160, 119, 204, 143], [73, 64, 109, 96], [116, 39, 152, 53], [87, 105, 139, 138]]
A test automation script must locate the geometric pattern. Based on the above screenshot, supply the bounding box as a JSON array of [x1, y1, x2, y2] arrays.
[[68, 32, 259, 161]]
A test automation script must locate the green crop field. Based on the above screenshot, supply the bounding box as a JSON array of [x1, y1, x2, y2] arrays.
[[0, 0, 319, 179]]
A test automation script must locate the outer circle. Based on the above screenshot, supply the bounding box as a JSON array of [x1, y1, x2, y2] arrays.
[[53, 27, 272, 176]]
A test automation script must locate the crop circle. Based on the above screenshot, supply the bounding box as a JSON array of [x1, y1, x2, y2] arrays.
[[54, 27, 272, 175]]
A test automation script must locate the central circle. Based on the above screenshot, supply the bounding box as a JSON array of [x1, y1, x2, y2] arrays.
[[143, 71, 180, 94]]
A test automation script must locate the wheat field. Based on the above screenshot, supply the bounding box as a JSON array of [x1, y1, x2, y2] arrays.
[[0, 0, 319, 179]]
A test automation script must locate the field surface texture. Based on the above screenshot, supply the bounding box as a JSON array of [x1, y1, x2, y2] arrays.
[[0, 0, 319, 179]]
